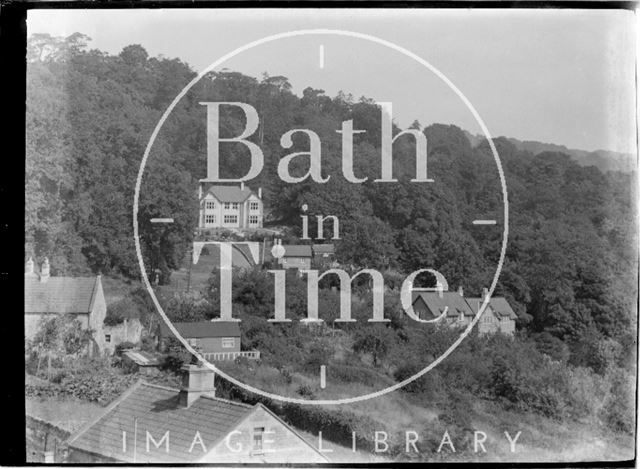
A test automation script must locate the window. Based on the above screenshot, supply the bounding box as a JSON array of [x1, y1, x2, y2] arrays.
[[249, 215, 259, 225], [223, 215, 238, 224], [250, 201, 259, 211], [224, 202, 231, 210], [205, 214, 216, 224], [231, 202, 239, 210], [105, 334, 111, 343], [252, 427, 265, 451], [205, 201, 216, 210], [222, 338, 235, 348]]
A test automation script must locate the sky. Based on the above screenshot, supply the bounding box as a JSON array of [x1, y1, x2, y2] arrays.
[[28, 8, 637, 154]]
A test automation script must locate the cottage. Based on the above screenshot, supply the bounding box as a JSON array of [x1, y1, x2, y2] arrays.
[[465, 290, 517, 335], [158, 321, 258, 361], [278, 245, 313, 270], [198, 182, 263, 230], [65, 366, 329, 463], [411, 283, 517, 335], [24, 258, 107, 354]]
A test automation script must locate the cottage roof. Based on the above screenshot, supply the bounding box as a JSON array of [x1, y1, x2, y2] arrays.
[[411, 291, 475, 318], [282, 245, 312, 258], [24, 276, 101, 314], [66, 381, 253, 463], [159, 321, 241, 339], [203, 185, 256, 203], [466, 297, 517, 319], [312, 244, 335, 256], [66, 381, 329, 463]]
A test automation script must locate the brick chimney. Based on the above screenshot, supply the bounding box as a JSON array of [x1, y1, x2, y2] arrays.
[[179, 364, 216, 407], [482, 287, 489, 300], [40, 257, 50, 283], [25, 257, 36, 277], [435, 281, 444, 299], [240, 182, 245, 191], [457, 286, 464, 297], [258, 187, 262, 199]]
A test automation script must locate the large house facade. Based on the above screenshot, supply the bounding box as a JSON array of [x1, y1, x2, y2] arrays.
[[24, 257, 108, 354], [198, 182, 263, 230]]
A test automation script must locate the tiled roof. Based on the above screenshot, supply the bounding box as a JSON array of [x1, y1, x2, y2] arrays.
[[312, 244, 335, 255], [24, 277, 100, 314], [203, 185, 256, 203], [159, 321, 241, 339], [66, 381, 253, 463], [282, 245, 312, 258], [411, 291, 475, 318], [466, 297, 517, 319]]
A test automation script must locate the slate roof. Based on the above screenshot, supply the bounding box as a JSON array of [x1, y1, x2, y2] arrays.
[[282, 245, 312, 258], [411, 291, 475, 318], [159, 321, 241, 339], [466, 297, 517, 319], [312, 244, 335, 256], [66, 381, 253, 463], [202, 185, 257, 203], [24, 276, 101, 314]]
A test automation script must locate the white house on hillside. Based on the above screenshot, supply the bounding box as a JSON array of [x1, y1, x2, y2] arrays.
[[24, 257, 108, 354], [198, 182, 263, 230]]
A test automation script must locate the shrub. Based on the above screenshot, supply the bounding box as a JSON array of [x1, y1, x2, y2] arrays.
[[296, 384, 315, 398]]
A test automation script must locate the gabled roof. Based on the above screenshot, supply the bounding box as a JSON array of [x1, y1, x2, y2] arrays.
[[411, 291, 475, 318], [312, 244, 335, 255], [466, 297, 517, 319], [282, 245, 312, 258], [159, 321, 241, 339], [66, 381, 253, 463], [66, 381, 329, 463], [24, 276, 101, 314], [202, 185, 257, 203]]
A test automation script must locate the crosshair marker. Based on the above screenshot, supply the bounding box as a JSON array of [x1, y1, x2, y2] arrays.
[[319, 45, 325, 69], [472, 220, 497, 225], [150, 218, 174, 223], [320, 365, 326, 388]]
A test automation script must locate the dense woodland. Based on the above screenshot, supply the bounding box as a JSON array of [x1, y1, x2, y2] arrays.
[[26, 34, 637, 447]]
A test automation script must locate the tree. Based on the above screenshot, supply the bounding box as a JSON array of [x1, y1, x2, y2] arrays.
[[352, 325, 394, 367]]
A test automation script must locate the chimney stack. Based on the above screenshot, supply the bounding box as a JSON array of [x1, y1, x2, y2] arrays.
[[457, 286, 464, 297], [435, 281, 444, 299], [258, 187, 262, 199], [40, 257, 50, 283], [25, 257, 36, 277], [482, 287, 489, 300], [179, 364, 216, 407], [240, 182, 245, 191]]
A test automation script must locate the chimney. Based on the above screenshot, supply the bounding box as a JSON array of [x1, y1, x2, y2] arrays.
[[482, 287, 489, 300], [258, 187, 262, 199], [435, 281, 444, 299], [25, 257, 36, 277], [179, 364, 216, 407], [240, 182, 245, 191], [457, 286, 464, 297], [40, 257, 50, 283]]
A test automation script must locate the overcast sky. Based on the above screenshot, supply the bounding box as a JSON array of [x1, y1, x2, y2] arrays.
[[28, 8, 637, 154]]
